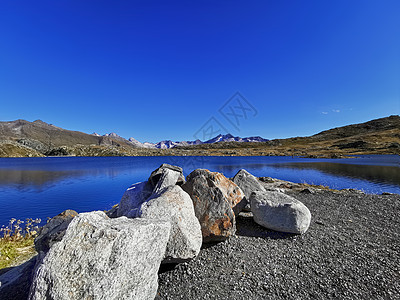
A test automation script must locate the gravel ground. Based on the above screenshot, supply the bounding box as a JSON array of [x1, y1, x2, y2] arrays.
[[156, 190, 400, 300]]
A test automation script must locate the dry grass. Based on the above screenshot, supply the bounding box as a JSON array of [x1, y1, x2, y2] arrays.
[[0, 218, 41, 270]]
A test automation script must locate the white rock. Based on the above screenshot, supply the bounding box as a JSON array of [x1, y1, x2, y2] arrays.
[[232, 169, 266, 211], [29, 211, 170, 300], [117, 181, 152, 218], [141, 186, 202, 263], [148, 164, 185, 189], [250, 191, 311, 234], [117, 164, 185, 218], [152, 168, 182, 195]]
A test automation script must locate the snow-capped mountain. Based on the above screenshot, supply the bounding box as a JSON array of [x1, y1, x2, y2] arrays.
[[104, 132, 121, 138], [156, 140, 176, 149], [128, 137, 156, 148], [241, 136, 269, 142], [125, 134, 268, 149], [176, 139, 203, 147], [204, 134, 240, 143], [204, 134, 268, 144]]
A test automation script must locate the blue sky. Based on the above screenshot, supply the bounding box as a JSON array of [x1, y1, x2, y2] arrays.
[[0, 1, 399, 142]]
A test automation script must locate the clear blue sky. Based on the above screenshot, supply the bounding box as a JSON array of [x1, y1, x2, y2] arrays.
[[0, 1, 399, 143]]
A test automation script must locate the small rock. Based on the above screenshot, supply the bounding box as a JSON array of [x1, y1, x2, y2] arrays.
[[258, 177, 275, 183], [105, 204, 119, 218], [300, 188, 314, 194]]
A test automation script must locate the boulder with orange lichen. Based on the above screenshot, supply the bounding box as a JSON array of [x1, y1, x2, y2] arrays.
[[182, 169, 245, 243]]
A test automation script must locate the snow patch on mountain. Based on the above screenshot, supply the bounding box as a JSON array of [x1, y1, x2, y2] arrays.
[[102, 133, 268, 149]]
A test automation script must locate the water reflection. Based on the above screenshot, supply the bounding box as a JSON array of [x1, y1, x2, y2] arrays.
[[275, 162, 400, 187], [0, 169, 87, 188]]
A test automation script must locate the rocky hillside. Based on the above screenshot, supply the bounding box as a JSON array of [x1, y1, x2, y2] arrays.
[[0, 119, 134, 148], [0, 116, 398, 157], [0, 119, 270, 156], [0, 119, 139, 157]]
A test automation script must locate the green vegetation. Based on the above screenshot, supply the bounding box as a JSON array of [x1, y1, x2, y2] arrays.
[[0, 218, 40, 270]]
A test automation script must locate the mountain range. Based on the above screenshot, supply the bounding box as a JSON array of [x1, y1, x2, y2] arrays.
[[125, 133, 268, 149], [0, 115, 398, 157], [88, 132, 268, 149], [0, 119, 268, 154]]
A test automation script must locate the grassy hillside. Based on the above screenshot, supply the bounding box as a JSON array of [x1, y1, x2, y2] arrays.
[[175, 115, 400, 158], [0, 116, 399, 158]]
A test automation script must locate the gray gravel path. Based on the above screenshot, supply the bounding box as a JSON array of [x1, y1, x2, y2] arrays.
[[156, 190, 400, 300]]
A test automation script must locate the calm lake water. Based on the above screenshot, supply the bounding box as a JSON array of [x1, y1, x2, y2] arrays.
[[0, 155, 399, 227]]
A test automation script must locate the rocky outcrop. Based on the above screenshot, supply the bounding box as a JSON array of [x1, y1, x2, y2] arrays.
[[29, 211, 171, 300], [34, 210, 78, 253], [182, 169, 245, 242], [250, 191, 311, 234], [141, 186, 202, 263], [232, 169, 266, 211]]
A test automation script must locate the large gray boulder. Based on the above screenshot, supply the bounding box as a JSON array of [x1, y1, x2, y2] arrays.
[[232, 169, 266, 211], [182, 169, 245, 242], [117, 181, 153, 217], [34, 209, 78, 253], [141, 185, 202, 263], [116, 164, 201, 263], [29, 211, 170, 300], [250, 191, 311, 234], [117, 164, 185, 217]]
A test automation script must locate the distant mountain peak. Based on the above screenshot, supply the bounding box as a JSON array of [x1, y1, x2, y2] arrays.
[[203, 133, 268, 144], [104, 132, 120, 137], [128, 137, 139, 143]]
